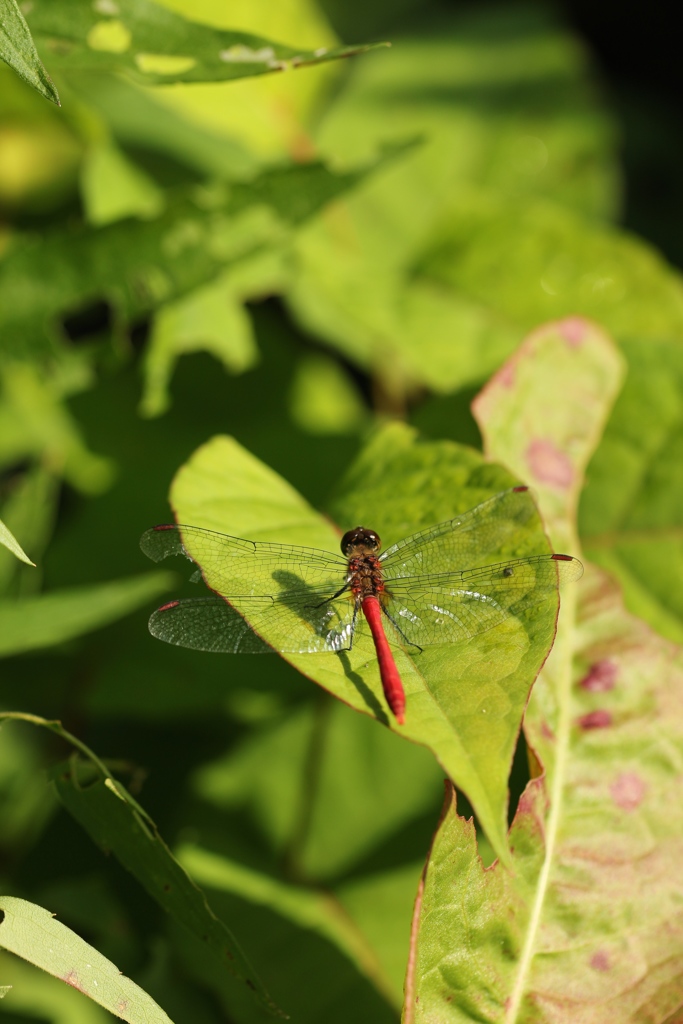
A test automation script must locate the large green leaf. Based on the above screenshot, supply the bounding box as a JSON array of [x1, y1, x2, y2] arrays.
[[25, 0, 385, 84], [146, 427, 565, 865], [0, 0, 59, 104], [0, 896, 174, 1023], [403, 321, 683, 1021]]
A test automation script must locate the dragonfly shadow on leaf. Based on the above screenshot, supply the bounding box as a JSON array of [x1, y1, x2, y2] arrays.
[[337, 650, 390, 726]]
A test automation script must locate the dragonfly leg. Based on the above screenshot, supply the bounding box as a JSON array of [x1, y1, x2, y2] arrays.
[[347, 600, 361, 650], [310, 582, 350, 609], [382, 603, 423, 653]]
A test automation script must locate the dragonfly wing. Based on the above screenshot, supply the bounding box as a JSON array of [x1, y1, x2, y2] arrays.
[[140, 524, 348, 596], [141, 524, 356, 652], [380, 488, 544, 578], [149, 596, 357, 653], [383, 554, 582, 647]]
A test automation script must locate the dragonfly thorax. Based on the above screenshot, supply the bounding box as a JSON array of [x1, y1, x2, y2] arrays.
[[340, 527, 381, 558]]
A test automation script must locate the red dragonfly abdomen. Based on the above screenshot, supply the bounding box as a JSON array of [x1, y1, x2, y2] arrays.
[[361, 595, 406, 725]]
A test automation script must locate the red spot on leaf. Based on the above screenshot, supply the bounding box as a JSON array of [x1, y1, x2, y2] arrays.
[[580, 660, 618, 692], [559, 317, 588, 346], [541, 720, 555, 740], [62, 970, 85, 993], [526, 439, 574, 488], [611, 772, 646, 811], [578, 709, 612, 730], [590, 950, 610, 971], [498, 363, 516, 388], [157, 600, 180, 612]]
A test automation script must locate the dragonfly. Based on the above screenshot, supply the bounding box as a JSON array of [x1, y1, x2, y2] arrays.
[[140, 485, 583, 725]]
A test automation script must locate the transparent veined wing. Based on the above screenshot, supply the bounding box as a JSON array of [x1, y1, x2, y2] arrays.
[[141, 524, 356, 653], [380, 487, 544, 580], [148, 595, 358, 653], [382, 553, 583, 648]]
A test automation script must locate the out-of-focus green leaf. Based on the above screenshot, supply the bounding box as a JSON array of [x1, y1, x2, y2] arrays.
[[80, 138, 164, 226], [336, 861, 423, 1003], [0, 467, 56, 595], [25, 0, 385, 85], [193, 700, 442, 880], [147, 429, 563, 865], [51, 757, 281, 1016], [127, 0, 345, 162], [140, 270, 258, 418], [420, 190, 683, 349], [67, 71, 258, 180], [0, 362, 114, 493], [285, 6, 623, 394], [580, 337, 683, 644], [402, 321, 683, 1021], [0, 154, 380, 357], [0, 896, 175, 1023], [0, 0, 59, 105], [0, 571, 173, 656], [177, 843, 400, 1011], [0, 720, 55, 850], [0, 515, 35, 567], [288, 353, 367, 434]]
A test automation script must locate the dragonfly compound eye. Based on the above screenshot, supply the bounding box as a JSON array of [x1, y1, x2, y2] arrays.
[[341, 527, 381, 556]]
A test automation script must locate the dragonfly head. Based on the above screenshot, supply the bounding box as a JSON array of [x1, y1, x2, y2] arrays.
[[341, 527, 381, 558]]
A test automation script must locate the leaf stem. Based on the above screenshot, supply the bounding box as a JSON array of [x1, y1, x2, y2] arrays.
[[504, 583, 577, 1023]]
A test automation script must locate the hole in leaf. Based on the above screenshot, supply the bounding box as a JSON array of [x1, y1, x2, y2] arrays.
[[61, 299, 113, 343]]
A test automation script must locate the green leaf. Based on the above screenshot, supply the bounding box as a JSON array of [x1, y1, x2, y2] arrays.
[[25, 0, 387, 85], [0, 362, 114, 494], [0, 467, 56, 596], [145, 429, 565, 865], [140, 269, 259, 418], [403, 321, 683, 1020], [50, 757, 281, 1016], [0, 571, 173, 656], [0, 515, 35, 567], [176, 842, 401, 1011], [0, 896, 174, 1023], [284, 6, 623, 394], [0, 154, 379, 358], [0, 0, 59, 104], [193, 700, 442, 880], [80, 138, 165, 226], [580, 337, 683, 644], [288, 353, 368, 435]]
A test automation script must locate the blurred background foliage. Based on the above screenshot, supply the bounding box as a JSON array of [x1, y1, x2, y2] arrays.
[[1, 0, 682, 1020]]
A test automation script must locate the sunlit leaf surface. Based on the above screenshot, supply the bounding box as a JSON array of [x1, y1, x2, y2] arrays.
[[142, 428, 570, 864]]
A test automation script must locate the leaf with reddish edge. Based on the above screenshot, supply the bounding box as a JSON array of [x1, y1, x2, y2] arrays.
[[154, 427, 566, 868], [406, 320, 683, 1023]]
